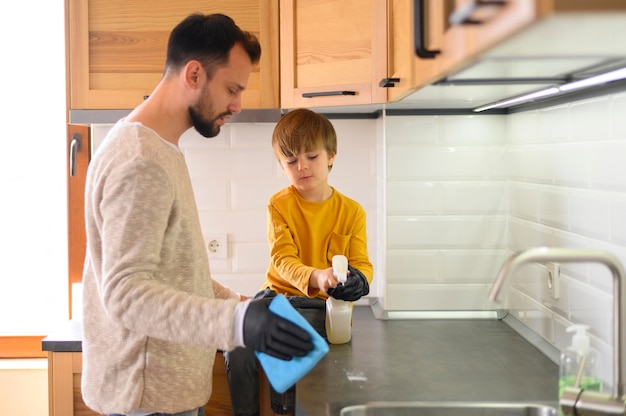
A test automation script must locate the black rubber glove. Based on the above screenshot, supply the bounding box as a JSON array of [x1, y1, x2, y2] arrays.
[[327, 265, 370, 302], [243, 298, 314, 360]]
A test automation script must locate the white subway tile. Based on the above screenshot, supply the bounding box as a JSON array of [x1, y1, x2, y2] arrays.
[[552, 143, 590, 188], [333, 118, 378, 148], [589, 142, 626, 191], [439, 115, 506, 145], [507, 218, 555, 251], [332, 147, 374, 178], [385, 116, 439, 145], [505, 288, 528, 323], [232, 180, 282, 212], [484, 147, 508, 179], [387, 146, 489, 180], [198, 211, 266, 242], [525, 302, 554, 344], [612, 92, 626, 140], [508, 110, 540, 144], [570, 191, 611, 240], [440, 250, 507, 283], [387, 182, 440, 214], [191, 180, 230, 211], [232, 242, 270, 274], [441, 182, 505, 214], [230, 123, 274, 147], [212, 273, 267, 298], [612, 195, 626, 245], [538, 187, 570, 231], [509, 182, 540, 222], [538, 104, 570, 143], [568, 279, 613, 344], [185, 148, 234, 180], [570, 96, 612, 142], [386, 283, 494, 310], [483, 216, 507, 248], [387, 216, 486, 249], [386, 250, 439, 283]]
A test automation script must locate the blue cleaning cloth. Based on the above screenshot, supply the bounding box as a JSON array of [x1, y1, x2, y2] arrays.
[[255, 294, 329, 393]]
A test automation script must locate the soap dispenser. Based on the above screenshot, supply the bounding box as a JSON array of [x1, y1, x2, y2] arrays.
[[559, 324, 602, 402], [325, 255, 352, 344]]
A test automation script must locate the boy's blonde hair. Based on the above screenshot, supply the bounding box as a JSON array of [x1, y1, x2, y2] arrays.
[[272, 108, 337, 170]]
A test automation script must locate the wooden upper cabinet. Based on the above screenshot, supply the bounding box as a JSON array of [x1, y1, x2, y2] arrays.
[[279, 0, 388, 109], [387, 0, 535, 102], [67, 0, 279, 110], [386, 0, 626, 103]]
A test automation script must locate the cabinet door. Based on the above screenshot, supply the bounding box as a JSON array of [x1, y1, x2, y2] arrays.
[[387, 0, 451, 101], [67, 0, 279, 110], [280, 0, 388, 108], [386, 0, 535, 102], [67, 124, 90, 320]]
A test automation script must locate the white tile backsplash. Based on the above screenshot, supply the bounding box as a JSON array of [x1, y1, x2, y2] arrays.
[[382, 91, 626, 389]]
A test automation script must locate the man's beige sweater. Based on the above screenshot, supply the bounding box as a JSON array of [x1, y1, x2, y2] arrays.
[[81, 121, 240, 415]]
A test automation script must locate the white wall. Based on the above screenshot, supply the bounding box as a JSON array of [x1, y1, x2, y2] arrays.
[[384, 114, 508, 311], [383, 91, 626, 392], [506, 93, 626, 391]]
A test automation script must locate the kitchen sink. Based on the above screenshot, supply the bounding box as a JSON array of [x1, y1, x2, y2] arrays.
[[339, 401, 558, 416]]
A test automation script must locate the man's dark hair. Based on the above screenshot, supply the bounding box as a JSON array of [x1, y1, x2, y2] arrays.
[[165, 13, 261, 78]]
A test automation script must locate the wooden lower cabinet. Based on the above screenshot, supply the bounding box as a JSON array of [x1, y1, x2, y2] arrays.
[[47, 351, 272, 416]]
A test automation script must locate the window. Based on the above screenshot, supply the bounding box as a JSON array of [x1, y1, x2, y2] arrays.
[[0, 2, 68, 357]]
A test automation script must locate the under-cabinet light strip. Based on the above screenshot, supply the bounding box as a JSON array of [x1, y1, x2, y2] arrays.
[[559, 67, 626, 92], [473, 87, 560, 112], [473, 66, 626, 112]]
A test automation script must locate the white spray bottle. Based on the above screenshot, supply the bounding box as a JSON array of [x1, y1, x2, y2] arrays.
[[325, 255, 353, 344]]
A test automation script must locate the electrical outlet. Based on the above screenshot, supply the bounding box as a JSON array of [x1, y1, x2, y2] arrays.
[[546, 262, 560, 299], [206, 234, 228, 259]]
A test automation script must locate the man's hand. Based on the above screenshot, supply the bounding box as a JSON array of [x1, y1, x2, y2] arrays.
[[243, 298, 314, 360], [327, 265, 369, 302]]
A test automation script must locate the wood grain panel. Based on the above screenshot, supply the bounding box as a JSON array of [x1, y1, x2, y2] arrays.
[[89, 31, 167, 73], [280, 0, 387, 108], [68, 0, 278, 109]]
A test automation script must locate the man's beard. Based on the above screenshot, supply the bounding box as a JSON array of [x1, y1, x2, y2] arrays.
[[189, 103, 230, 138]]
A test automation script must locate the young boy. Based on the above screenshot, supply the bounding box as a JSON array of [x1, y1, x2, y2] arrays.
[[225, 108, 374, 416]]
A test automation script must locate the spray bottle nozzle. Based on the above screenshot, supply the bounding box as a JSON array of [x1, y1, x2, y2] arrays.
[[332, 255, 348, 284]]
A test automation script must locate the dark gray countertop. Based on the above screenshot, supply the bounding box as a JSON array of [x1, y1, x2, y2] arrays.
[[42, 306, 559, 416], [296, 306, 558, 416]]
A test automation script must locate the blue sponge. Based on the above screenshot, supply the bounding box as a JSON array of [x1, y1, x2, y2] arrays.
[[255, 294, 329, 393]]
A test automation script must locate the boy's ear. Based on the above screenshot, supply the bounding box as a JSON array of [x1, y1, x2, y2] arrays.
[[328, 152, 336, 167]]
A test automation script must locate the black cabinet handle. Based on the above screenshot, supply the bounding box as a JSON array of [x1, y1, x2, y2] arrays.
[[69, 133, 82, 177], [379, 78, 401, 88], [302, 91, 357, 98], [449, 0, 506, 25], [414, 0, 440, 58]]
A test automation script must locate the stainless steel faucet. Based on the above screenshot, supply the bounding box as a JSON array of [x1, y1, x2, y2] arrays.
[[489, 247, 626, 416]]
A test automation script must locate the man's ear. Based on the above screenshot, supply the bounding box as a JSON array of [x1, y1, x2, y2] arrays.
[[183, 60, 203, 89]]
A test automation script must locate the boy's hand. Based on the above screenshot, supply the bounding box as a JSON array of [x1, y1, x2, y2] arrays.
[[310, 267, 339, 293], [327, 265, 369, 302]]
